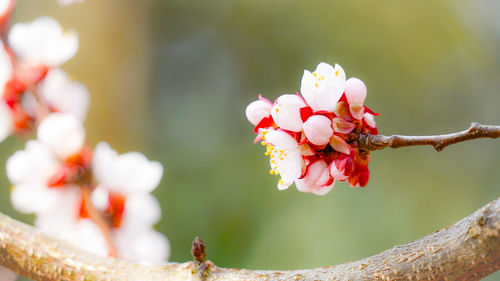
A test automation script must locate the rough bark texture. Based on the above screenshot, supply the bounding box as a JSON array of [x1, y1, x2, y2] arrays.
[[357, 122, 500, 152], [1, 197, 499, 281]]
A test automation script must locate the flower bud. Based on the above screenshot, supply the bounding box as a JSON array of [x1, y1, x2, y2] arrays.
[[303, 115, 333, 146], [295, 160, 334, 195], [345, 78, 366, 120], [245, 99, 272, 126]]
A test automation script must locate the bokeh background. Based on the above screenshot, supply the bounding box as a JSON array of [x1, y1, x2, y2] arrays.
[[1, 0, 500, 280]]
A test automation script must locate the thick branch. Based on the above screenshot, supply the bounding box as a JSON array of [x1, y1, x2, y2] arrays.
[[357, 122, 500, 151], [1, 197, 499, 280]]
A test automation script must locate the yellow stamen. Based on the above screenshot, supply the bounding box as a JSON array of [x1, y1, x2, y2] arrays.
[[261, 141, 267, 146], [313, 72, 317, 77], [278, 179, 284, 186], [335, 70, 339, 76], [315, 83, 318, 88], [270, 169, 275, 175]]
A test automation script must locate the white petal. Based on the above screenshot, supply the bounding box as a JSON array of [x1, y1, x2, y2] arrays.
[[9, 17, 78, 66], [73, 219, 109, 256], [34, 186, 80, 228], [300, 70, 317, 109], [11, 183, 62, 214], [37, 113, 85, 159], [90, 186, 109, 211], [114, 229, 170, 264], [264, 130, 302, 190], [0, 266, 17, 281], [245, 99, 272, 126], [0, 101, 13, 142], [93, 142, 163, 194], [92, 142, 117, 186], [263, 129, 299, 151], [38, 68, 90, 121], [6, 140, 58, 185], [121, 193, 161, 228], [270, 94, 305, 132], [299, 62, 346, 112]]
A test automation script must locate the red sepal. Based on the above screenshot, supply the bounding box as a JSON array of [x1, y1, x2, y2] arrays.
[[299, 106, 313, 122], [363, 106, 380, 116], [106, 192, 126, 228], [253, 116, 275, 133]]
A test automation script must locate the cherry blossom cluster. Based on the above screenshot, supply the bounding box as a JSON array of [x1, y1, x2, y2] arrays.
[[246, 62, 378, 195], [0, 1, 168, 280]]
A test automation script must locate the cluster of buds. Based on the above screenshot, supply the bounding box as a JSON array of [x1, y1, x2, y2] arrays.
[[246, 62, 378, 195], [0, 2, 169, 280]]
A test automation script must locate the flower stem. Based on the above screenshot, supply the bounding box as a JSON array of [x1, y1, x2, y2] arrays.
[[80, 187, 118, 258]]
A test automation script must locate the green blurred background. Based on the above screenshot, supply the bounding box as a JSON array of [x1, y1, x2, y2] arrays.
[[1, 0, 500, 280]]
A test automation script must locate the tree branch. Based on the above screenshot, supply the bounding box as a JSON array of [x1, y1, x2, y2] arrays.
[[356, 122, 500, 152], [1, 197, 499, 280]]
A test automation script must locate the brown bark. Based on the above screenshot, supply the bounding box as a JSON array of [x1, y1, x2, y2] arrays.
[[356, 122, 500, 152], [1, 196, 499, 281]]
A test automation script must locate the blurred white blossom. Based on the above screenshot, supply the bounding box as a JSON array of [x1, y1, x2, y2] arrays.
[[9, 17, 78, 66], [38, 68, 90, 121]]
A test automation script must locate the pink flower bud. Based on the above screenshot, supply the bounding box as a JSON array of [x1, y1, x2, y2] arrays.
[[295, 160, 334, 196], [270, 94, 306, 132], [303, 115, 333, 146], [345, 78, 366, 105], [245, 99, 272, 126], [345, 78, 366, 120]]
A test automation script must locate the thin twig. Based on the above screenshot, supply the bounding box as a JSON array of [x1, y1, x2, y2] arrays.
[[1, 197, 499, 280], [356, 122, 500, 152], [81, 187, 118, 258]]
